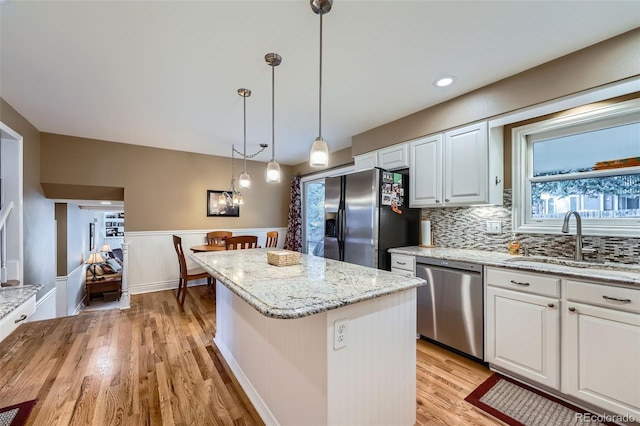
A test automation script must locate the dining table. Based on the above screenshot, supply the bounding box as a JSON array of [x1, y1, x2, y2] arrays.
[[191, 243, 263, 252], [189, 244, 227, 253]]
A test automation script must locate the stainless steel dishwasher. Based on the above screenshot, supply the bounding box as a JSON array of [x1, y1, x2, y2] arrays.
[[416, 257, 484, 360]]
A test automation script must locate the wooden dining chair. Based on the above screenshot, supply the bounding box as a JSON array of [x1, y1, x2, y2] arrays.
[[225, 235, 259, 250], [207, 231, 232, 248], [265, 231, 278, 248], [173, 235, 214, 305]]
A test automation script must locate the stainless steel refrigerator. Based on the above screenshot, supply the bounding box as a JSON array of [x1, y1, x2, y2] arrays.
[[324, 168, 419, 270]]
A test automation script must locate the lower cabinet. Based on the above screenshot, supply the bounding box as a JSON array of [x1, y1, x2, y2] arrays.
[[0, 294, 35, 342], [486, 267, 640, 418], [563, 302, 640, 418], [486, 286, 560, 389]]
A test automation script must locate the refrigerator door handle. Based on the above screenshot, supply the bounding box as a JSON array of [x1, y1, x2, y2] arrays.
[[336, 208, 344, 261]]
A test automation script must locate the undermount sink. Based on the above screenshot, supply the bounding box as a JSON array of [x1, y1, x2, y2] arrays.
[[505, 256, 640, 273]]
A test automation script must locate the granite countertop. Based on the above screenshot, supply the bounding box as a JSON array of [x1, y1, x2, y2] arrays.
[[190, 249, 425, 319], [389, 247, 640, 287], [0, 285, 42, 321]]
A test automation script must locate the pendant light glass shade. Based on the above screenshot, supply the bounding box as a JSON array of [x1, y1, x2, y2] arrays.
[[238, 171, 251, 189], [309, 0, 332, 168], [265, 53, 282, 183], [266, 160, 281, 182], [310, 137, 329, 167]]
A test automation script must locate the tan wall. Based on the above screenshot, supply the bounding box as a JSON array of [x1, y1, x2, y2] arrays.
[[54, 202, 95, 275], [352, 28, 640, 156], [1, 98, 56, 298], [292, 147, 353, 176], [40, 133, 293, 232]]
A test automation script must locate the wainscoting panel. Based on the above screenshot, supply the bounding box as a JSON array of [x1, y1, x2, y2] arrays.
[[55, 264, 86, 317], [29, 288, 57, 322], [125, 227, 287, 295]]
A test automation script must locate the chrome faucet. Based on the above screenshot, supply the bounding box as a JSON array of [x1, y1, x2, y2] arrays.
[[561, 210, 585, 261]]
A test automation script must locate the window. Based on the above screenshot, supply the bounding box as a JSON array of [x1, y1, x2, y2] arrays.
[[301, 165, 355, 255], [304, 179, 325, 256], [513, 98, 640, 237]]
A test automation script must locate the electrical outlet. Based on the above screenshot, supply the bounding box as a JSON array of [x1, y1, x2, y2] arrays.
[[334, 318, 348, 350], [486, 220, 502, 234]]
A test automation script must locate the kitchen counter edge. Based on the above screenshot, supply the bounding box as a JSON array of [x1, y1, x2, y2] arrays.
[[389, 247, 639, 287], [0, 285, 43, 320]]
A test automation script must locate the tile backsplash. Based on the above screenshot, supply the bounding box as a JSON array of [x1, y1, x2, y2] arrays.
[[421, 189, 640, 264]]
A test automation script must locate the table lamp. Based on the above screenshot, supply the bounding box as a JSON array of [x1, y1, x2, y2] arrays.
[[100, 244, 112, 259], [86, 252, 104, 281]]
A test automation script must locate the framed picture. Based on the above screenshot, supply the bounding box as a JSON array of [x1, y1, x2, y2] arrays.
[[89, 222, 95, 251], [207, 190, 239, 217]]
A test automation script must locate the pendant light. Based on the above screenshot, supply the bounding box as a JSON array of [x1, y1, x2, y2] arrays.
[[309, 0, 332, 168], [238, 88, 252, 188], [219, 145, 243, 207], [265, 53, 282, 183]]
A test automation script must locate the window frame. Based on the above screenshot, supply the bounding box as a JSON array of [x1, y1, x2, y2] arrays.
[[301, 165, 354, 254], [512, 98, 640, 237]]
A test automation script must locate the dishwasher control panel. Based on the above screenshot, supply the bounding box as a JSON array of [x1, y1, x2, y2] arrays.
[[415, 256, 482, 273]]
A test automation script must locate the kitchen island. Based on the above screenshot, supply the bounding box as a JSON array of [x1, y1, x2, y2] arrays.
[[191, 249, 425, 426]]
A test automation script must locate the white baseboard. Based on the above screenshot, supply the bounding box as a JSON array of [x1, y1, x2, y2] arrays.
[[130, 279, 208, 295], [214, 336, 278, 426]]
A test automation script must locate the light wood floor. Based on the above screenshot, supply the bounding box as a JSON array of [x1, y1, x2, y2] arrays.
[[0, 287, 504, 425]]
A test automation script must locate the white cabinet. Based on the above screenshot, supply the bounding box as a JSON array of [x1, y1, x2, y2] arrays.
[[562, 281, 640, 418], [390, 253, 415, 275], [486, 275, 560, 389], [378, 143, 409, 171], [354, 143, 409, 172], [0, 294, 35, 342], [354, 152, 377, 171], [444, 122, 488, 205], [409, 134, 442, 207], [410, 121, 503, 207]]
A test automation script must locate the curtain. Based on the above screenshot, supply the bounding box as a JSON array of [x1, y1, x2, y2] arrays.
[[283, 175, 302, 252]]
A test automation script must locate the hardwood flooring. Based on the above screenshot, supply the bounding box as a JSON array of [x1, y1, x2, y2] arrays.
[[0, 287, 504, 425]]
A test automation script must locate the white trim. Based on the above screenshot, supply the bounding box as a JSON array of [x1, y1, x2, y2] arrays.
[[0, 122, 24, 284], [29, 287, 57, 322], [300, 164, 355, 183], [512, 97, 640, 237], [55, 263, 87, 316], [488, 77, 640, 128], [124, 227, 287, 237], [213, 336, 279, 426], [131, 279, 208, 295]]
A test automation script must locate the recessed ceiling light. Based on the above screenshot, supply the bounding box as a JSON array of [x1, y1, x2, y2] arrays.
[[100, 201, 112, 205], [434, 76, 456, 87]]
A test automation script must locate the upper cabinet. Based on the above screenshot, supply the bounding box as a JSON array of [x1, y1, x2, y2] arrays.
[[410, 121, 503, 208], [354, 152, 378, 171], [354, 142, 409, 172], [377, 143, 409, 171], [409, 134, 442, 207]]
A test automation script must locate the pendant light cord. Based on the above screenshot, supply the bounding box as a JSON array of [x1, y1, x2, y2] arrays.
[[271, 62, 275, 161], [318, 10, 323, 139], [243, 95, 247, 173]]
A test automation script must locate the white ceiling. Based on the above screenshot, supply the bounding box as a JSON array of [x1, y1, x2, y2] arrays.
[[1, 1, 639, 166]]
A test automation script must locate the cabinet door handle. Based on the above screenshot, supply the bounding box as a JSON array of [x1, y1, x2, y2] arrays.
[[568, 307, 576, 312], [547, 303, 554, 308], [435, 200, 440, 203], [14, 314, 27, 324], [602, 295, 632, 303], [510, 280, 530, 286], [444, 199, 450, 202], [396, 261, 406, 265]]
